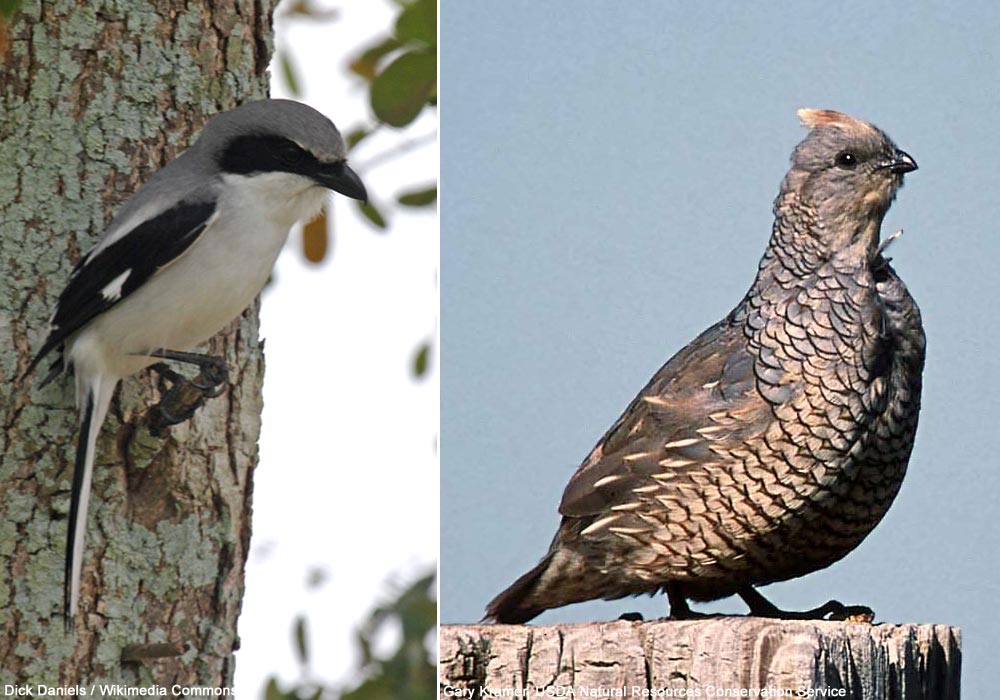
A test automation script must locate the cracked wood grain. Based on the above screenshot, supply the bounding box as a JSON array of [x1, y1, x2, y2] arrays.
[[440, 619, 960, 700]]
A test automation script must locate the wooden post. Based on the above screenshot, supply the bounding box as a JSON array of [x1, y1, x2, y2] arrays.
[[440, 619, 960, 699]]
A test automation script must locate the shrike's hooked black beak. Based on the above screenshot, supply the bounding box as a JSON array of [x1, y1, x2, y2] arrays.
[[317, 161, 368, 202], [882, 150, 918, 174]]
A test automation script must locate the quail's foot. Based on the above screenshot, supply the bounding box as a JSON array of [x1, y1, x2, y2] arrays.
[[739, 586, 874, 622]]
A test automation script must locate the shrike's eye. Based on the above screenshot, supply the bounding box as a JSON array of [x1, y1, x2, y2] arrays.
[[277, 143, 304, 165]]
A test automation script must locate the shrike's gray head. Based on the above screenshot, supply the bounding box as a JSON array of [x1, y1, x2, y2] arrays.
[[194, 98, 367, 202]]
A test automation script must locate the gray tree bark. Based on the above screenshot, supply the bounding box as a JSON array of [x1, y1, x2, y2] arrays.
[[441, 619, 960, 700], [0, 0, 277, 685]]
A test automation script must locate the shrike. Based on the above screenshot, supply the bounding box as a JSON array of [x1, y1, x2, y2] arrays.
[[23, 98, 367, 628]]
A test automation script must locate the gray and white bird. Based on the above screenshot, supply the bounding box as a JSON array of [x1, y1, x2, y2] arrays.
[[23, 98, 367, 628]]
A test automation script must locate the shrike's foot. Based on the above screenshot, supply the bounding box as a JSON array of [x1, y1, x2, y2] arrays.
[[189, 355, 229, 396], [147, 349, 230, 393], [146, 349, 230, 397], [618, 612, 644, 622], [738, 586, 874, 622], [147, 363, 209, 433], [144, 351, 231, 435]]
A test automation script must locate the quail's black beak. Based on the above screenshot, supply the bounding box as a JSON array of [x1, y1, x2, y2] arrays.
[[317, 161, 368, 202], [884, 150, 918, 174]]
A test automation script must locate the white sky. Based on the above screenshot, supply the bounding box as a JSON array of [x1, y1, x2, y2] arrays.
[[233, 2, 438, 694]]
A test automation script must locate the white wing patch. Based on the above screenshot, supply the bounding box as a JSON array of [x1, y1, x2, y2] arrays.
[[100, 269, 133, 301]]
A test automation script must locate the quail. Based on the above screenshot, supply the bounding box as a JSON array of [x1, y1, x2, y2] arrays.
[[486, 109, 924, 623]]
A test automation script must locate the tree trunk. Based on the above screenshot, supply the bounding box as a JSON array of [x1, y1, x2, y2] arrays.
[[0, 0, 276, 684], [440, 619, 961, 700]]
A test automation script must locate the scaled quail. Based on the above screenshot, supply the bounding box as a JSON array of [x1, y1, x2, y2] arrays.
[[486, 109, 924, 623]]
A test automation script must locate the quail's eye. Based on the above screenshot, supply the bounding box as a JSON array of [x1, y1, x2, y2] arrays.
[[835, 152, 857, 169]]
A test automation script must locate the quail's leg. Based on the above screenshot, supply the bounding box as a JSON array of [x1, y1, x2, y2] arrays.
[[666, 584, 715, 620], [143, 350, 230, 432], [738, 586, 874, 621]]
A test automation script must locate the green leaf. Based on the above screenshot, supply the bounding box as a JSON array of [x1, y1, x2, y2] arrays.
[[338, 570, 437, 700], [341, 676, 395, 700], [395, 573, 436, 640], [293, 615, 309, 666], [345, 126, 371, 150], [358, 200, 388, 229], [397, 185, 437, 207], [278, 51, 301, 96], [356, 627, 373, 667], [263, 678, 284, 700], [269, 574, 436, 699], [370, 48, 436, 127], [0, 0, 21, 20], [412, 341, 431, 378], [395, 0, 436, 46], [349, 36, 404, 81]]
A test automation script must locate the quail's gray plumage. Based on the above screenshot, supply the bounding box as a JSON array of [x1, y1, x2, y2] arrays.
[[486, 109, 924, 624]]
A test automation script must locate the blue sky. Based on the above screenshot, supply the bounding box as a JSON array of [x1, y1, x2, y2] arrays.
[[442, 2, 999, 694]]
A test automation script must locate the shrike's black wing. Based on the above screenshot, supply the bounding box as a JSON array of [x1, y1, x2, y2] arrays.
[[24, 200, 217, 383]]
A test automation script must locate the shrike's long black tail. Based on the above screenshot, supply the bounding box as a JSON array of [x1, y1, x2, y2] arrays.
[[65, 375, 115, 631]]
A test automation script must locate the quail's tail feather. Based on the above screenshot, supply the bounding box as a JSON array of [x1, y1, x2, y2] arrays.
[[486, 547, 611, 624], [65, 375, 115, 631], [485, 555, 551, 624]]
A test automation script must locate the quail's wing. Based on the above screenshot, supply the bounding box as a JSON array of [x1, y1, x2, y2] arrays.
[[559, 317, 777, 519], [25, 199, 218, 380]]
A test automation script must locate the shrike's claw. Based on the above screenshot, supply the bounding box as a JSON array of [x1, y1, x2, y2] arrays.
[[190, 357, 229, 394], [145, 352, 231, 435]]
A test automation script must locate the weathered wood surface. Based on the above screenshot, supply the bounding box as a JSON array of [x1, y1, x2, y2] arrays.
[[440, 619, 960, 699]]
